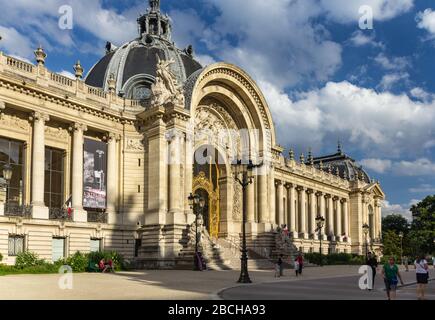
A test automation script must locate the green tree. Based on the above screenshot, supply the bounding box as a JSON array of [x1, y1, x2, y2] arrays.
[[382, 230, 401, 258], [409, 195, 435, 255], [382, 214, 409, 235]]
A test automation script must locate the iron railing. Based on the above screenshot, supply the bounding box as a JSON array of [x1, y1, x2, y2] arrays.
[[87, 211, 108, 223], [4, 203, 32, 218], [49, 207, 73, 221]]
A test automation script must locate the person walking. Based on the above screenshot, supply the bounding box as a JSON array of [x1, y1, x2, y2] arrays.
[[382, 256, 404, 300], [366, 252, 378, 290], [414, 255, 429, 300], [294, 257, 299, 277], [296, 253, 304, 276], [275, 254, 284, 277], [404, 256, 409, 272]]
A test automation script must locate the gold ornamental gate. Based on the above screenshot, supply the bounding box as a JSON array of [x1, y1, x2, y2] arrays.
[[192, 171, 220, 239]]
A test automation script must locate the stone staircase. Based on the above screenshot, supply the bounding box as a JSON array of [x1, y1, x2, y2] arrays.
[[175, 224, 277, 270]]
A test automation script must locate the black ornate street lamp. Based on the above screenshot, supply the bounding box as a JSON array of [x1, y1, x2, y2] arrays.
[[232, 159, 260, 284], [188, 192, 205, 271], [315, 215, 325, 266], [1, 164, 13, 201], [362, 223, 370, 259]]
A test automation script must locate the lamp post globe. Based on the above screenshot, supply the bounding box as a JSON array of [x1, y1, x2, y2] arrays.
[[362, 223, 370, 259], [315, 215, 325, 266]]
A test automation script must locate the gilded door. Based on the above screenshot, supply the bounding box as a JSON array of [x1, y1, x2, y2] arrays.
[[192, 172, 220, 239]]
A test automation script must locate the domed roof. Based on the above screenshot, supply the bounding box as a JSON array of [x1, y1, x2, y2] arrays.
[[85, 0, 202, 100], [311, 145, 371, 183]]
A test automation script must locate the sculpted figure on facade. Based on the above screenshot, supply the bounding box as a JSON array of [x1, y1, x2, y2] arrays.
[[151, 56, 185, 107]]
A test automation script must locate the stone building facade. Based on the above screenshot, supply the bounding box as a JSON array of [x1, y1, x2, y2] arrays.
[[0, 1, 384, 266]]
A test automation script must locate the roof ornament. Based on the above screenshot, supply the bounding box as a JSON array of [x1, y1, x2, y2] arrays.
[[34, 45, 47, 66], [335, 167, 340, 176], [337, 139, 343, 155], [73, 60, 84, 79], [289, 148, 294, 161], [328, 165, 332, 174], [149, 0, 160, 12], [300, 153, 305, 164], [308, 148, 314, 166]]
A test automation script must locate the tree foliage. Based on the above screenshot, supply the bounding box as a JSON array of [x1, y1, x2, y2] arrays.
[[409, 195, 435, 255]]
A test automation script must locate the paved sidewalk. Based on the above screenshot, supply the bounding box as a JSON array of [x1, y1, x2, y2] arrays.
[[0, 265, 432, 300], [0, 265, 360, 300]]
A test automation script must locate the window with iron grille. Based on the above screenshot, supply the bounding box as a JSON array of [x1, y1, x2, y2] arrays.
[[8, 235, 24, 256]]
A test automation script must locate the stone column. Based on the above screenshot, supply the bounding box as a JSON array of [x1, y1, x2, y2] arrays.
[[334, 196, 342, 241], [168, 131, 183, 218], [342, 199, 349, 238], [297, 186, 307, 238], [276, 180, 284, 226], [246, 180, 255, 223], [71, 123, 87, 222], [184, 133, 194, 220], [106, 133, 119, 224], [326, 194, 334, 238], [268, 167, 276, 227], [316, 191, 326, 239], [308, 189, 316, 238], [31, 112, 49, 219], [287, 183, 297, 237], [258, 173, 268, 224]]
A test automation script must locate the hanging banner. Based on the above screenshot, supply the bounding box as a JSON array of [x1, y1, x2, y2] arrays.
[[83, 139, 107, 209]]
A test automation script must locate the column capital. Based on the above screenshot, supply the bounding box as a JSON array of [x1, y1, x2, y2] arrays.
[[340, 198, 348, 204], [31, 111, 50, 123], [315, 191, 323, 197], [284, 182, 294, 189], [306, 188, 315, 194], [324, 193, 332, 199], [106, 132, 121, 142], [333, 195, 340, 201], [275, 180, 282, 187], [296, 185, 306, 192], [70, 122, 88, 132]]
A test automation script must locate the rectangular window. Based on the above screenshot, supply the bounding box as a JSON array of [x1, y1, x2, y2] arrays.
[[0, 137, 24, 205], [8, 235, 24, 256], [44, 147, 65, 208], [134, 239, 142, 257], [52, 237, 65, 262], [90, 238, 102, 252]]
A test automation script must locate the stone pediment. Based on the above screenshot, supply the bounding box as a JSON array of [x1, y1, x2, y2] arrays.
[[363, 183, 385, 199]]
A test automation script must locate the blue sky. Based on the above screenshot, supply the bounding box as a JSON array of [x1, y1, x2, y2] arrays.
[[1, 0, 435, 219]]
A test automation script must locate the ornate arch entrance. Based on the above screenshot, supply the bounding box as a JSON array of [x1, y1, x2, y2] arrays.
[[193, 145, 224, 239]]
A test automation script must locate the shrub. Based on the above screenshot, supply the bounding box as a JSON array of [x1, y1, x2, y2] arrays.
[[0, 252, 3, 263], [66, 251, 88, 272], [15, 251, 45, 269], [304, 253, 366, 265], [87, 250, 124, 271]]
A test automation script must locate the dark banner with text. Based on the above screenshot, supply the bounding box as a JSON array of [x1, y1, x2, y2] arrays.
[[83, 138, 107, 209]]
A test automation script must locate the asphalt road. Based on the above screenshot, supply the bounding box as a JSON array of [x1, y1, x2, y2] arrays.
[[220, 273, 435, 300]]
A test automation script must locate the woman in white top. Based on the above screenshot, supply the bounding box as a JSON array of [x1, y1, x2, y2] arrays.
[[414, 255, 429, 300]]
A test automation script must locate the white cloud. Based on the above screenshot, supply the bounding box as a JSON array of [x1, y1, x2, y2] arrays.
[[0, 0, 138, 59], [416, 8, 435, 36], [392, 158, 435, 176], [263, 80, 435, 158], [173, 0, 342, 90], [348, 30, 383, 48], [360, 159, 392, 173], [409, 184, 435, 193], [378, 72, 409, 90], [320, 0, 414, 23], [381, 200, 413, 220], [410, 87, 433, 102], [374, 53, 411, 71], [0, 26, 34, 59]]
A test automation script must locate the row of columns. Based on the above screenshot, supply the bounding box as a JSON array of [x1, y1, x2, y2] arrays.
[[29, 112, 118, 222], [275, 181, 349, 240]]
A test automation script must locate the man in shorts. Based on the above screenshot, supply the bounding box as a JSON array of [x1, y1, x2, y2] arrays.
[[382, 256, 404, 300]]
